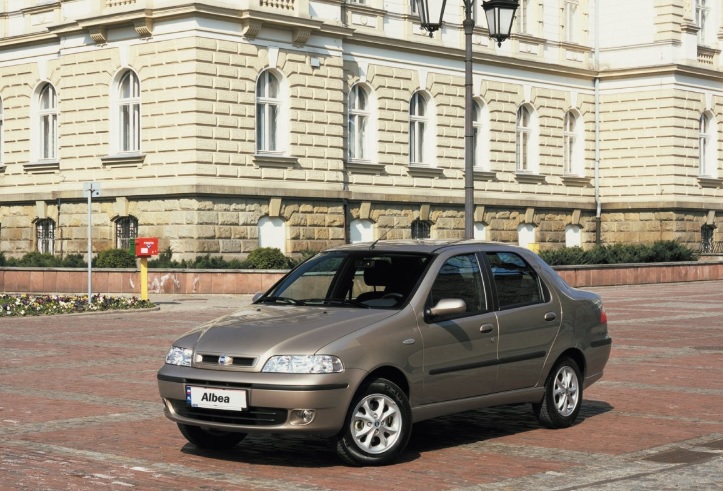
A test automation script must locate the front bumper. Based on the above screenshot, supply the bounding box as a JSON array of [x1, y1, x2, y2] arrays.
[[157, 364, 366, 437]]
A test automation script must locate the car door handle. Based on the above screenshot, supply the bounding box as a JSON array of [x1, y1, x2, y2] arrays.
[[544, 312, 557, 321], [480, 324, 495, 333]]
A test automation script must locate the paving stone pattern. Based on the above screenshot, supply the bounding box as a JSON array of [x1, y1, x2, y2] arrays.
[[0, 284, 722, 490]]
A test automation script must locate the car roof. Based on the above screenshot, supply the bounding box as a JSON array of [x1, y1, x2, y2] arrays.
[[325, 239, 520, 255]]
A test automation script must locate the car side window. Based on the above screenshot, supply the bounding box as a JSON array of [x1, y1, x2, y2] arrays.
[[486, 251, 544, 309], [428, 254, 487, 317]]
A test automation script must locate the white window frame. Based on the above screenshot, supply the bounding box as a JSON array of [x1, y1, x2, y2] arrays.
[[473, 99, 491, 171], [36, 218, 55, 255], [410, 91, 435, 166], [348, 83, 376, 163], [699, 111, 718, 178], [256, 70, 287, 155], [258, 216, 287, 253], [35, 83, 58, 162], [0, 97, 4, 166], [516, 104, 539, 173], [350, 219, 375, 243], [696, 0, 711, 45], [564, 110, 584, 176], [113, 70, 141, 154]]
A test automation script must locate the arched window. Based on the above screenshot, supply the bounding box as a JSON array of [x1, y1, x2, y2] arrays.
[[473, 99, 490, 171], [115, 216, 138, 250], [258, 216, 286, 253], [699, 112, 717, 177], [37, 83, 58, 161], [256, 70, 284, 154], [115, 70, 141, 153], [350, 219, 374, 243], [411, 219, 432, 239], [36, 218, 55, 254], [349, 84, 376, 163], [564, 110, 584, 176], [516, 104, 538, 173], [409, 91, 433, 166]]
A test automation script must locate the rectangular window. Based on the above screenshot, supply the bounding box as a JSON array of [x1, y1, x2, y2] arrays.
[[37, 220, 54, 255], [697, 0, 710, 44], [486, 251, 543, 309], [565, 0, 578, 43]]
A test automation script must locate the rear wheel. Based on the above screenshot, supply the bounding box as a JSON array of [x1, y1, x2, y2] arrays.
[[533, 357, 582, 428], [177, 423, 247, 450], [335, 378, 412, 466]]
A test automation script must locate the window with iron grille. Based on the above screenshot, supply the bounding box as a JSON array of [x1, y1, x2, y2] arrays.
[[701, 224, 715, 253], [36, 219, 55, 255], [116, 216, 138, 251], [411, 219, 431, 239]]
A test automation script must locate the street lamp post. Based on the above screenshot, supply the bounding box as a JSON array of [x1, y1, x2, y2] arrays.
[[416, 0, 518, 239]]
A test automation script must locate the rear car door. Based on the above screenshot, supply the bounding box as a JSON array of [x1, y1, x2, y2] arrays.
[[419, 253, 499, 404], [484, 251, 562, 392]]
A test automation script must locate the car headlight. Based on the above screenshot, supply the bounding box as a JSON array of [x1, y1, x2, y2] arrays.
[[165, 346, 193, 367], [262, 355, 344, 374]]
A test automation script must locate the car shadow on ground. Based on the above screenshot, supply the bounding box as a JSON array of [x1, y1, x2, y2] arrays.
[[179, 400, 613, 467]]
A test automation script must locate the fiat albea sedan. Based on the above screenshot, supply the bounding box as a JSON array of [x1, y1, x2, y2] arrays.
[[157, 240, 611, 466]]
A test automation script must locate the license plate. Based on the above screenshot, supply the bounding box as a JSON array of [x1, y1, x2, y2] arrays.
[[186, 386, 247, 411]]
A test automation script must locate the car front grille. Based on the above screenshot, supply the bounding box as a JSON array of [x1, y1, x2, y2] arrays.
[[170, 400, 287, 426]]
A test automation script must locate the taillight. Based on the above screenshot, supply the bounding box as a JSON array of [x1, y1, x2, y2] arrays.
[[600, 310, 608, 324]]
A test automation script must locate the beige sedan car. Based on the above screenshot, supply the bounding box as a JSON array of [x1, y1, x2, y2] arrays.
[[157, 240, 611, 466]]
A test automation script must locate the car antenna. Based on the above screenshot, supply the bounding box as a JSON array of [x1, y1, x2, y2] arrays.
[[369, 226, 393, 250]]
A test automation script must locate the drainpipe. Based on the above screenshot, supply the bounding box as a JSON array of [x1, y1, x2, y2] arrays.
[[57, 198, 63, 260], [594, 0, 602, 244]]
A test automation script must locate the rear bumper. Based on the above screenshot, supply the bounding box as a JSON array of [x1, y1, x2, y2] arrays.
[[583, 336, 612, 389]]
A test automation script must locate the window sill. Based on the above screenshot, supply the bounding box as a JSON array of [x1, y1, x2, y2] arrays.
[[515, 172, 546, 184], [698, 176, 723, 188], [561, 175, 591, 187], [473, 169, 496, 181], [101, 153, 146, 168], [253, 154, 298, 168], [407, 164, 444, 178], [345, 160, 385, 174], [25, 160, 60, 173]]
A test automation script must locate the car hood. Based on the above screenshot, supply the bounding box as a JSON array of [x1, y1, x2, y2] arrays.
[[190, 305, 398, 356]]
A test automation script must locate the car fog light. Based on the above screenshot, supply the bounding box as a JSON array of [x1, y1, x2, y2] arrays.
[[290, 409, 316, 426]]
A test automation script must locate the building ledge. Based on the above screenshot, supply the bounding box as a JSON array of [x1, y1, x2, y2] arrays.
[[345, 161, 385, 174], [698, 176, 723, 188], [515, 172, 546, 184], [253, 154, 299, 168], [24, 160, 59, 173], [407, 165, 444, 178], [101, 153, 146, 168], [561, 175, 591, 187], [473, 169, 496, 181]]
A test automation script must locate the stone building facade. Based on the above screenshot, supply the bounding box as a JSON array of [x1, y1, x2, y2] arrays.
[[0, 0, 720, 260]]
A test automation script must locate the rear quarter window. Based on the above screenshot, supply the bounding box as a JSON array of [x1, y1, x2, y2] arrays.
[[486, 251, 548, 309]]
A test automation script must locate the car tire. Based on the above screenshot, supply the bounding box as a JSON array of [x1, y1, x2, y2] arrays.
[[177, 423, 247, 450], [533, 357, 583, 429], [335, 378, 412, 466]]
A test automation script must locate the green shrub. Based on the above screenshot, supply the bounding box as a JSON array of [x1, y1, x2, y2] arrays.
[[539, 241, 697, 266], [246, 247, 292, 269], [94, 248, 137, 268], [16, 252, 62, 267], [61, 254, 87, 268]]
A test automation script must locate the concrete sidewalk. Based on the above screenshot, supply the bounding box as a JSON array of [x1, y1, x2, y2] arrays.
[[0, 281, 721, 490]]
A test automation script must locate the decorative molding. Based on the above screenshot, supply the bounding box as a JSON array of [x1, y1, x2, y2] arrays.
[[473, 169, 496, 181], [253, 154, 298, 168], [292, 27, 312, 47], [134, 18, 153, 38], [269, 197, 282, 217], [359, 201, 372, 220], [242, 18, 263, 39], [406, 165, 444, 178], [88, 26, 107, 44]]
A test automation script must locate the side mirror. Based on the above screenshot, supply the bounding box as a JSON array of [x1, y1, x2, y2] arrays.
[[426, 298, 466, 319]]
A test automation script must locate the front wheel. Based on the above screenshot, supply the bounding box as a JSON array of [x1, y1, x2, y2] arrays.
[[177, 423, 247, 450], [533, 357, 582, 429], [335, 378, 412, 466]]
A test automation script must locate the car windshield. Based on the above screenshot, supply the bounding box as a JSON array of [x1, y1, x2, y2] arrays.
[[258, 251, 432, 308]]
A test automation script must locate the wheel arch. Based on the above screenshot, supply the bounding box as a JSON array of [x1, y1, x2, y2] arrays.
[[357, 366, 410, 398], [554, 348, 586, 378]]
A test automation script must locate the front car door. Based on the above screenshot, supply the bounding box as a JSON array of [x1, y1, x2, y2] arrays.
[[418, 253, 499, 404], [484, 251, 562, 392]]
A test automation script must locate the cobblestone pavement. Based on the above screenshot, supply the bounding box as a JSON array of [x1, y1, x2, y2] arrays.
[[1, 282, 722, 490]]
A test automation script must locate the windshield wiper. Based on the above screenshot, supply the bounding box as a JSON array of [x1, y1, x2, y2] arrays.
[[258, 296, 305, 306], [298, 298, 370, 308]]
